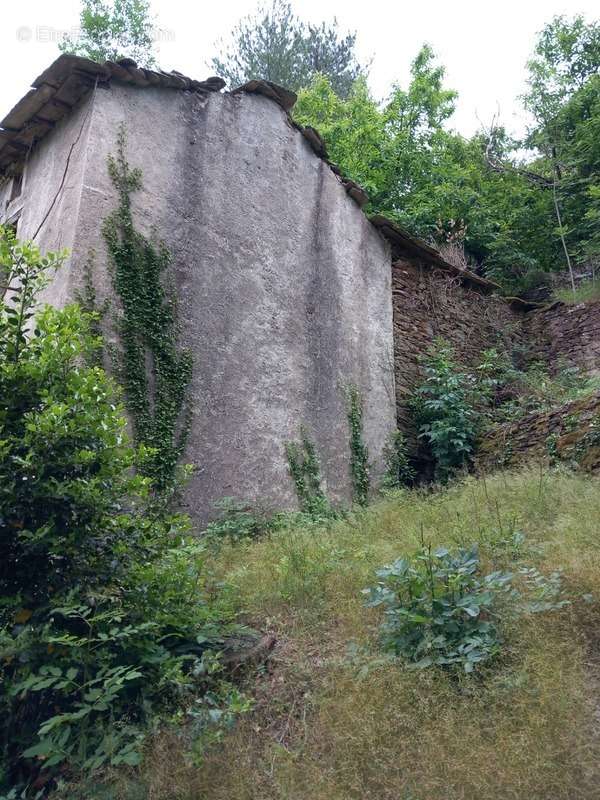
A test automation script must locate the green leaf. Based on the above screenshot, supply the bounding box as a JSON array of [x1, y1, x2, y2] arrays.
[[22, 739, 54, 759]]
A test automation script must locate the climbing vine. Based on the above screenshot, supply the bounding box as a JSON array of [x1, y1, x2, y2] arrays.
[[74, 249, 107, 367], [285, 429, 330, 516], [346, 385, 370, 505], [381, 429, 415, 489], [103, 125, 192, 489]]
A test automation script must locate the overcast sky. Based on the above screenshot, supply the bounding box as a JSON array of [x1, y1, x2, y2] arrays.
[[1, 0, 598, 137]]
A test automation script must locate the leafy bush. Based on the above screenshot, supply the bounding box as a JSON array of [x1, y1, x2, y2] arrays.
[[0, 227, 238, 794], [411, 342, 479, 481], [364, 544, 513, 672]]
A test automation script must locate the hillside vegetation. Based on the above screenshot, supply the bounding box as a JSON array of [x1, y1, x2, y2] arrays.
[[70, 467, 600, 800], [5, 226, 600, 799], [3, 3, 600, 796]]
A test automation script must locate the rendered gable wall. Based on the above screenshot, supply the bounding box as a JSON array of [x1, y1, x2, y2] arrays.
[[2, 82, 396, 521]]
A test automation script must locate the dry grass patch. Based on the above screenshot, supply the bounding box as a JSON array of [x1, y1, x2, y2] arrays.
[[555, 280, 600, 305]]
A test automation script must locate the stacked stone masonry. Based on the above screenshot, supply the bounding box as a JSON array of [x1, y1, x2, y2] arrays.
[[391, 257, 523, 435], [525, 301, 600, 377], [477, 392, 600, 473], [392, 260, 600, 469]]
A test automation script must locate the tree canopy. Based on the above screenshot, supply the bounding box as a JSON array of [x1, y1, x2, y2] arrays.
[[522, 16, 600, 269], [294, 46, 559, 290], [59, 0, 157, 66], [209, 0, 366, 97], [292, 16, 600, 293]]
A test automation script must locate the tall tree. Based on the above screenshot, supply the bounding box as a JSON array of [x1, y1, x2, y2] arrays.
[[523, 16, 600, 281], [210, 0, 366, 97], [524, 15, 600, 127], [294, 46, 558, 291], [59, 0, 157, 67]]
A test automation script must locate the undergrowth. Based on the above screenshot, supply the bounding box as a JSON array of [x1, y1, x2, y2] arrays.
[[0, 228, 239, 798], [70, 467, 600, 800], [411, 341, 600, 480], [491, 358, 600, 422], [381, 429, 415, 489]]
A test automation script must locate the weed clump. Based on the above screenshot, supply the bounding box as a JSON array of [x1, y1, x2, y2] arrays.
[[381, 429, 415, 489], [365, 544, 513, 672], [285, 429, 332, 517]]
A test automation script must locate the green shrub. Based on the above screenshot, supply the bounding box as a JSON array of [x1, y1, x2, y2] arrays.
[[0, 227, 238, 793], [364, 544, 513, 672], [411, 342, 479, 481]]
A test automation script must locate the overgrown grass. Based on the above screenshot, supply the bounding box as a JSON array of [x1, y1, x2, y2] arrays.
[[555, 279, 600, 305], [64, 468, 600, 800]]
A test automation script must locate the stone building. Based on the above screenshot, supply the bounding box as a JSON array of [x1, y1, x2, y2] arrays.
[[3, 54, 599, 520], [0, 54, 400, 522]]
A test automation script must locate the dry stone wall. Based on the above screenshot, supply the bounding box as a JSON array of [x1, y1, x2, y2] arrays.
[[474, 300, 600, 474], [477, 392, 600, 473], [392, 264, 600, 473], [392, 258, 523, 434], [525, 300, 600, 376]]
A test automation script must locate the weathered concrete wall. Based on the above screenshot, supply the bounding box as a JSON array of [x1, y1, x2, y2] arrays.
[[525, 300, 600, 376], [392, 258, 524, 435], [8, 83, 395, 521]]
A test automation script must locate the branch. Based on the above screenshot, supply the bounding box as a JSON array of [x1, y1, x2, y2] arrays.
[[480, 113, 553, 189]]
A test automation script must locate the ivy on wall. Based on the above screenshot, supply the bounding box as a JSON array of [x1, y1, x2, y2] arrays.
[[74, 249, 107, 368], [285, 429, 330, 516], [346, 385, 370, 505], [103, 125, 192, 489]]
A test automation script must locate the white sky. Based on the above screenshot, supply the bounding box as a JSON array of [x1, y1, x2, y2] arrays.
[[1, 0, 598, 137]]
